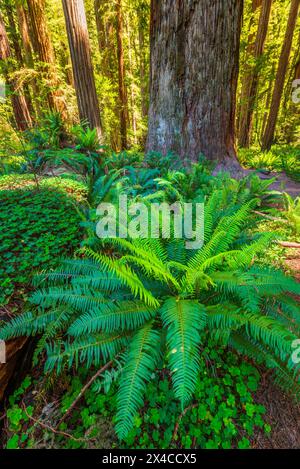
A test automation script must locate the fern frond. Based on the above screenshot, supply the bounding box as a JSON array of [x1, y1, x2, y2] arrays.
[[45, 333, 129, 372], [0, 310, 61, 339], [115, 323, 161, 439], [160, 298, 206, 406], [68, 301, 157, 336], [83, 248, 159, 307]]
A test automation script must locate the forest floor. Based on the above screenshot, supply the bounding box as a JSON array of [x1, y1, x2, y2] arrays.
[[252, 246, 300, 449], [262, 171, 300, 197], [253, 375, 300, 448]]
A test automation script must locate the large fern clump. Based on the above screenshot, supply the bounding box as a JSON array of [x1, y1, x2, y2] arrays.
[[1, 189, 299, 440]]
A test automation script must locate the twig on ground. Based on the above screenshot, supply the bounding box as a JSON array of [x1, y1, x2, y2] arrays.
[[172, 403, 199, 442], [56, 360, 114, 428], [21, 401, 86, 443], [252, 210, 288, 223]]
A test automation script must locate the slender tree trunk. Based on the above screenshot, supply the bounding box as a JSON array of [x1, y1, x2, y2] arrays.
[[0, 12, 32, 130], [5, 1, 23, 65], [137, 5, 148, 119], [127, 19, 137, 145], [94, 0, 106, 57], [16, 3, 33, 67], [16, 2, 42, 118], [94, 0, 116, 79], [260, 63, 275, 140], [261, 0, 300, 151], [237, 0, 262, 131], [147, 0, 243, 166], [138, 26, 147, 118], [116, 0, 128, 150], [238, 0, 272, 147], [62, 0, 102, 138], [27, 0, 66, 115], [4, 0, 34, 116]]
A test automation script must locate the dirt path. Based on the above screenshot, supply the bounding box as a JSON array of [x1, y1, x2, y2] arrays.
[[214, 162, 300, 197], [262, 171, 300, 198]]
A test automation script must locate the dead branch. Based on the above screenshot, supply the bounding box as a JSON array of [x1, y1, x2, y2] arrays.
[[56, 360, 114, 428]]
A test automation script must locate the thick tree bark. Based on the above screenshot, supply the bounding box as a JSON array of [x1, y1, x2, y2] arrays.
[[238, 0, 272, 147], [0, 12, 32, 130], [27, 0, 66, 115], [62, 0, 102, 138], [146, 0, 243, 165], [116, 0, 128, 149], [261, 0, 300, 151]]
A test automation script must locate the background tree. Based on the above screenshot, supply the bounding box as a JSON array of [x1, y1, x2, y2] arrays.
[[238, 0, 273, 147], [262, 0, 300, 150], [146, 0, 243, 166], [0, 11, 32, 130], [27, 0, 66, 115], [62, 0, 102, 138], [116, 0, 128, 149]]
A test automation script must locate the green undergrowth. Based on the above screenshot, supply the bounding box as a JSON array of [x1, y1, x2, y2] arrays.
[[238, 145, 300, 183], [4, 343, 270, 450], [0, 176, 85, 305], [0, 174, 88, 200]]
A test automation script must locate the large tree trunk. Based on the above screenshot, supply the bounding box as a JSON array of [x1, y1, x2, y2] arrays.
[[146, 0, 243, 166], [26, 0, 66, 115], [261, 0, 300, 151], [62, 0, 102, 138], [116, 0, 128, 150], [238, 0, 272, 147], [0, 12, 32, 130]]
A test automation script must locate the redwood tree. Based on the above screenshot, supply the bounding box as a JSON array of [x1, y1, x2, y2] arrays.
[[16, 2, 33, 68], [0, 12, 32, 130], [146, 0, 243, 165], [262, 0, 300, 151], [16, 1, 41, 118], [4, 0, 34, 115], [62, 0, 102, 138], [27, 0, 66, 115], [94, 0, 116, 79], [116, 0, 128, 149], [238, 0, 272, 147]]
